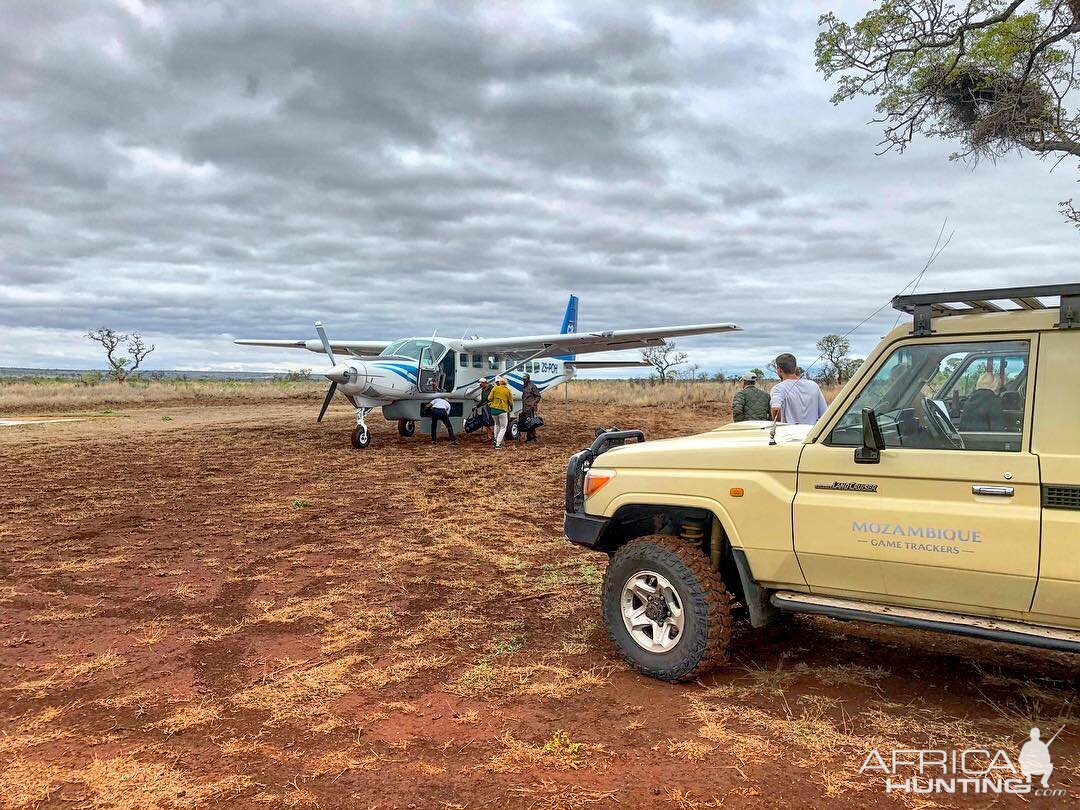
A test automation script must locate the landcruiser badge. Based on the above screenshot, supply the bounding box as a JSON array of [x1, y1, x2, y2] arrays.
[[815, 481, 878, 493]]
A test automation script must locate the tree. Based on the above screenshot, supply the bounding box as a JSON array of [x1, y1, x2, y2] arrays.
[[839, 357, 866, 381], [750, 367, 767, 379], [816, 1, 1080, 225], [86, 328, 155, 383], [642, 342, 688, 384], [816, 333, 852, 384]]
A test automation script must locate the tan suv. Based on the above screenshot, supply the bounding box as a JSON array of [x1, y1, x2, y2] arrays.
[[564, 284, 1080, 681]]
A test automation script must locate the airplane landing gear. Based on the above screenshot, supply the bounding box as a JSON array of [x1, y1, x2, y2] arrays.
[[397, 419, 415, 437], [352, 407, 374, 449]]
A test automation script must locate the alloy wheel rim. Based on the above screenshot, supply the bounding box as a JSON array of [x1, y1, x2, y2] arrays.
[[620, 569, 684, 653]]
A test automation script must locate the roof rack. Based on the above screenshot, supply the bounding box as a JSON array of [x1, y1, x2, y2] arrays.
[[892, 283, 1080, 337]]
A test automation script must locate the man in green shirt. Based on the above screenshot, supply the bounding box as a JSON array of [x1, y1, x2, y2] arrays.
[[731, 372, 770, 422]]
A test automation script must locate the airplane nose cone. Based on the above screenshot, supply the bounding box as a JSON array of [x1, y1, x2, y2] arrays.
[[324, 367, 351, 384], [323, 363, 369, 390]]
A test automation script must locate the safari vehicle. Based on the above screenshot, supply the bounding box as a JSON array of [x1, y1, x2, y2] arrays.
[[564, 284, 1080, 681]]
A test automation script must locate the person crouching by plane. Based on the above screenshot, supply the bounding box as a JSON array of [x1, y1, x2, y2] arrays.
[[488, 377, 514, 449], [731, 372, 770, 422], [518, 373, 542, 442], [429, 396, 456, 445], [769, 353, 827, 425]]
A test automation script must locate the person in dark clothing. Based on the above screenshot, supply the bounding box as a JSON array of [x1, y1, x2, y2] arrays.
[[959, 373, 1006, 432], [428, 396, 456, 444], [731, 372, 771, 421], [518, 373, 542, 442]]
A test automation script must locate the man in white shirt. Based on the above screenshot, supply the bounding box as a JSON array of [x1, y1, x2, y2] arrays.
[[428, 397, 456, 445], [769, 353, 828, 425]]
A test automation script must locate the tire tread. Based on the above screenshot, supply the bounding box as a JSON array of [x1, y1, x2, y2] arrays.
[[602, 534, 731, 682]]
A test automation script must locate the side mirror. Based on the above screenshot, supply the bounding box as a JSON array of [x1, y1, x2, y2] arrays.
[[854, 407, 885, 464]]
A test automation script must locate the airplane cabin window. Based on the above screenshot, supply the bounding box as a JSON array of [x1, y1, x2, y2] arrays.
[[459, 353, 468, 368], [828, 340, 1029, 453], [488, 355, 499, 370], [472, 354, 483, 368]]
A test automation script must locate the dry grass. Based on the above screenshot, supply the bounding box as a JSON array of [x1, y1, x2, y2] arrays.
[[505, 780, 618, 809], [0, 377, 323, 414], [1, 375, 843, 413], [0, 754, 252, 810], [450, 662, 610, 700], [565, 379, 843, 408], [150, 702, 223, 735], [9, 650, 125, 698], [481, 732, 591, 773]]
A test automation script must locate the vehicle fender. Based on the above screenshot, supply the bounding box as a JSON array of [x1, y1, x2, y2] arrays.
[[604, 492, 745, 550], [604, 492, 780, 626]]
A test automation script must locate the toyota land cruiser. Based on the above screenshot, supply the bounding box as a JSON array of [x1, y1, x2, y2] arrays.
[[564, 284, 1080, 681]]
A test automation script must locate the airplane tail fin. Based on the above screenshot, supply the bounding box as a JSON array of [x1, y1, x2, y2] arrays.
[[557, 294, 578, 361]]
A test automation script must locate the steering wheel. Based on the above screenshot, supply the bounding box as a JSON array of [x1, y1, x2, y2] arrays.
[[922, 397, 964, 449]]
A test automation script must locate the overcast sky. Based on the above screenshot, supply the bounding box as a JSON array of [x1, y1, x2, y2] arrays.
[[2, 0, 1077, 376]]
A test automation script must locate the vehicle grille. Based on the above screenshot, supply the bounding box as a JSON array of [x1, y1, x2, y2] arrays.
[[1043, 485, 1080, 511]]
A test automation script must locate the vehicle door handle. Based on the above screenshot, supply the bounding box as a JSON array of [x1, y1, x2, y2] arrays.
[[972, 485, 1014, 497]]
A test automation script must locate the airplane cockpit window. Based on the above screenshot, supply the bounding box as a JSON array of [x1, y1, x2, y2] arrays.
[[829, 340, 1029, 453], [380, 339, 449, 364]]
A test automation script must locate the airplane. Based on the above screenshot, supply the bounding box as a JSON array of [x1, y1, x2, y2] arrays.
[[235, 295, 739, 448]]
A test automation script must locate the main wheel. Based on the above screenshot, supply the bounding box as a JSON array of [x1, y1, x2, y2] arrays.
[[601, 534, 731, 682], [507, 419, 520, 441], [398, 419, 415, 437], [350, 427, 371, 449]]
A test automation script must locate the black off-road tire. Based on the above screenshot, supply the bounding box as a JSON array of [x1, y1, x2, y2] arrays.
[[602, 534, 732, 682], [397, 419, 415, 437]]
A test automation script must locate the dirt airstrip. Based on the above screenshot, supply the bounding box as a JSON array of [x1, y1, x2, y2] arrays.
[[1, 401, 1077, 808]]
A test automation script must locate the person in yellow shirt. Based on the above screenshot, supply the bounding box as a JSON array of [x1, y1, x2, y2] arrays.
[[487, 377, 515, 449]]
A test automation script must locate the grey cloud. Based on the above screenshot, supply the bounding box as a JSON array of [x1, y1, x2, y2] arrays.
[[0, 1, 1076, 374]]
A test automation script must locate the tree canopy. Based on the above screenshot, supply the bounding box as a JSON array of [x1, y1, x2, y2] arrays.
[[816, 1, 1079, 226]]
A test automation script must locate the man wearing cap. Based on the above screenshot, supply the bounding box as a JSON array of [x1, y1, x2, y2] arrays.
[[732, 372, 770, 422], [476, 377, 494, 440], [518, 373, 542, 443], [487, 376, 515, 449]]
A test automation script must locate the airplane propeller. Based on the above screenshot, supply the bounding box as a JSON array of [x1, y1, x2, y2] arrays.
[[314, 321, 358, 422]]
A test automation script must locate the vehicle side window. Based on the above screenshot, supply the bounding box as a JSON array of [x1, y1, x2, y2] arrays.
[[828, 340, 1029, 453]]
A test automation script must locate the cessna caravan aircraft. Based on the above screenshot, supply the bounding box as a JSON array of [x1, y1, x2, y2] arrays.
[[236, 295, 739, 448]]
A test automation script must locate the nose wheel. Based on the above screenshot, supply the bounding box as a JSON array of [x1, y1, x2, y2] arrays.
[[351, 407, 374, 449]]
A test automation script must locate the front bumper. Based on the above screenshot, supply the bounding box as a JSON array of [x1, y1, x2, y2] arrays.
[[564, 511, 608, 548], [563, 429, 645, 551]]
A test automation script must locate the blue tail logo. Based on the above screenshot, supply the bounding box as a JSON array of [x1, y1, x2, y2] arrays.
[[557, 294, 578, 361]]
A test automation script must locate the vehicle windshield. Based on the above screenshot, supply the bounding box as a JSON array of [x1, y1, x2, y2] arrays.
[[379, 339, 448, 363]]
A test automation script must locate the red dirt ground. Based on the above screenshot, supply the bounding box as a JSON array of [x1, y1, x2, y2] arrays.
[[1, 401, 1077, 808]]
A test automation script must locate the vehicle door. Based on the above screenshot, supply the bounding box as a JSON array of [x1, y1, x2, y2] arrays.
[[1030, 330, 1080, 623], [793, 336, 1040, 614]]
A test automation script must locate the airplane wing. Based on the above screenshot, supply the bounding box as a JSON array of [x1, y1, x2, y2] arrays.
[[568, 359, 652, 369], [234, 338, 391, 357], [461, 323, 739, 359]]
